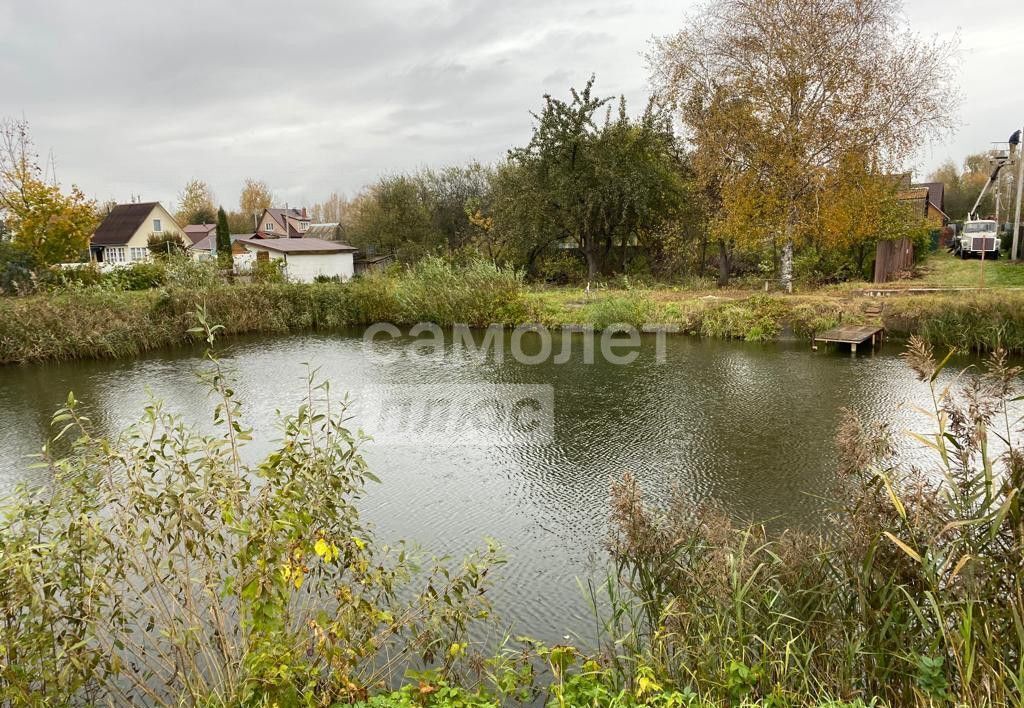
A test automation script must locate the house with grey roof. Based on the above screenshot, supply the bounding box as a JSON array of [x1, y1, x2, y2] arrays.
[[235, 235, 357, 282]]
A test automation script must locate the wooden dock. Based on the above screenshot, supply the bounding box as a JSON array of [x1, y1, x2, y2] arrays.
[[813, 324, 884, 355]]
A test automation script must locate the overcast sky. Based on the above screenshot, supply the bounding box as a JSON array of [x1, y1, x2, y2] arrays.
[[2, 0, 1019, 212]]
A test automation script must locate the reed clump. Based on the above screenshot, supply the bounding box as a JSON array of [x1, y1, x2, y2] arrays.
[[596, 336, 1024, 706], [883, 291, 1024, 354], [0, 257, 530, 363]]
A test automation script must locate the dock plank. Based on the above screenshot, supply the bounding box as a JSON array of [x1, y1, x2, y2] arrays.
[[813, 324, 884, 354]]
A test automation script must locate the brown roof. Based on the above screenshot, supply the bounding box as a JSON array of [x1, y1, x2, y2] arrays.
[[91, 202, 160, 246], [913, 181, 944, 212], [237, 236, 356, 254], [260, 208, 311, 237], [898, 187, 929, 200], [183, 223, 216, 244]]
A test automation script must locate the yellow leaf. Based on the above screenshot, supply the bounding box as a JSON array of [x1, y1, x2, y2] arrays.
[[950, 554, 972, 578], [883, 531, 922, 563]]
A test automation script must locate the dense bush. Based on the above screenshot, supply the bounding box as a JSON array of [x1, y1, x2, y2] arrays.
[[583, 292, 655, 330], [103, 261, 166, 290], [394, 257, 528, 326], [163, 256, 221, 289], [248, 258, 287, 283], [0, 319, 500, 705]]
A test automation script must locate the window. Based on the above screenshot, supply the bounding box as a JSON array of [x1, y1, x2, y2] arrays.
[[964, 221, 996, 234], [130, 247, 148, 261], [153, 219, 162, 233], [265, 222, 274, 232], [106, 247, 126, 263], [299, 221, 308, 232]]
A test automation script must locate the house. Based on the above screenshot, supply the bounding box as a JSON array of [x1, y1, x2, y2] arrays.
[[183, 223, 216, 246], [236, 236, 356, 282], [893, 174, 948, 227], [189, 232, 255, 261], [90, 202, 185, 263], [255, 207, 311, 238]]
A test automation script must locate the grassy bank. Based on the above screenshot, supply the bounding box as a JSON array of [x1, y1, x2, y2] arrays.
[[4, 256, 1024, 363]]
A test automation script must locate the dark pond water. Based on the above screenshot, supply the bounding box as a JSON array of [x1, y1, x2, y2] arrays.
[[0, 330, 984, 644]]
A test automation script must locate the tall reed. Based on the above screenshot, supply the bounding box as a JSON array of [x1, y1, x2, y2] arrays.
[[598, 337, 1024, 706]]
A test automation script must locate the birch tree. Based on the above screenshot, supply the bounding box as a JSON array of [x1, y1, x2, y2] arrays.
[[239, 178, 274, 217], [175, 178, 216, 225], [651, 0, 955, 290]]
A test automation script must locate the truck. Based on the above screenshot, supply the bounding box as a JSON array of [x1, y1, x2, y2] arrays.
[[956, 220, 1000, 259]]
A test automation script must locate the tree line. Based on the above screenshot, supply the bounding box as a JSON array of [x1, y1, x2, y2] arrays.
[[2, 0, 955, 289]]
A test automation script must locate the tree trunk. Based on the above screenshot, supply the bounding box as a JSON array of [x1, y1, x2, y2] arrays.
[[779, 210, 796, 293], [780, 238, 794, 293], [584, 248, 599, 281], [699, 228, 708, 277], [716, 238, 731, 287], [525, 247, 543, 278]]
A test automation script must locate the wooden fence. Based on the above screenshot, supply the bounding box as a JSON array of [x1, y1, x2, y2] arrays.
[[873, 237, 914, 283]]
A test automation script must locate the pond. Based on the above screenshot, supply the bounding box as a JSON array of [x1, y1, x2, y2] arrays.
[[0, 329, 978, 644]]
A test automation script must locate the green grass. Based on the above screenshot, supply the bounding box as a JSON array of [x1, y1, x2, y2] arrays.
[[891, 250, 1024, 289]]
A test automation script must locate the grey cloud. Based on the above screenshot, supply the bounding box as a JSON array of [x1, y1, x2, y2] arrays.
[[2, 0, 1001, 209]]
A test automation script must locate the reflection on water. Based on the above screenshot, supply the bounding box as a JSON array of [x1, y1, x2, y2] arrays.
[[0, 330, 998, 642]]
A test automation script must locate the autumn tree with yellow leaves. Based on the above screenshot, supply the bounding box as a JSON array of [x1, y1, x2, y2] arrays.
[[650, 0, 955, 289], [0, 118, 97, 267]]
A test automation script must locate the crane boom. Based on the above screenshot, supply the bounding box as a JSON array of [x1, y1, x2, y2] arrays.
[[968, 159, 1010, 221]]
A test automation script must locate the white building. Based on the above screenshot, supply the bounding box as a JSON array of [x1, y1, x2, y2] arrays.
[[237, 237, 356, 282]]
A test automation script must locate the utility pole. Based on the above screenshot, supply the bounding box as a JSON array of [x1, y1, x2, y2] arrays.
[[1012, 126, 1024, 260]]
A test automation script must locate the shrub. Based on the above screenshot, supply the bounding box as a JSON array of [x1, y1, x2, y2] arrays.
[[0, 315, 501, 705], [884, 292, 1024, 354], [51, 262, 105, 290], [146, 230, 188, 258], [344, 271, 402, 324], [534, 250, 588, 284], [0, 241, 39, 294], [584, 293, 655, 330], [164, 255, 221, 289], [396, 257, 527, 326], [249, 258, 287, 283], [103, 261, 166, 290], [313, 273, 343, 283]]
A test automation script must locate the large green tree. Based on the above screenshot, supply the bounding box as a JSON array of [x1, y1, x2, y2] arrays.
[[507, 78, 688, 280], [345, 175, 443, 260], [651, 0, 956, 291]]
